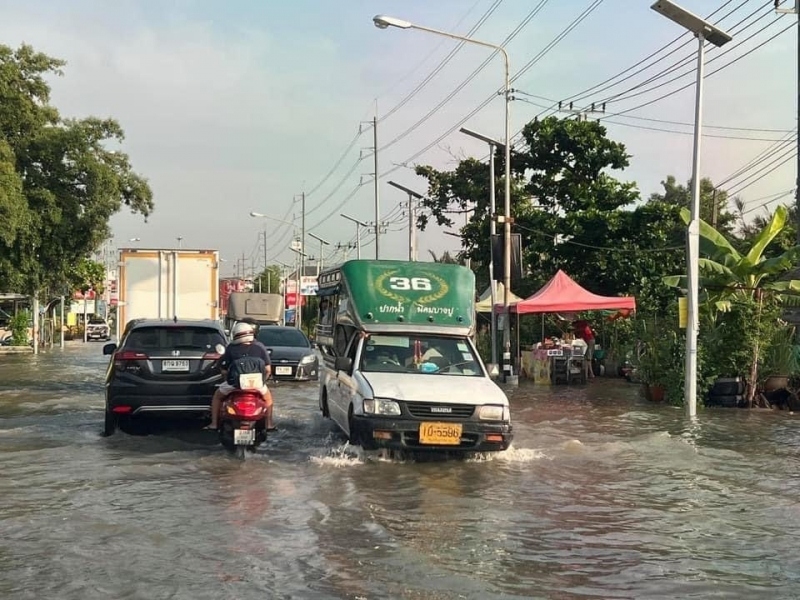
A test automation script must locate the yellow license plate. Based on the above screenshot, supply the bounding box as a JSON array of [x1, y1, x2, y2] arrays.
[[419, 422, 463, 445]]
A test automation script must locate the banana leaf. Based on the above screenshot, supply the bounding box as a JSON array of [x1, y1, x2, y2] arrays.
[[745, 205, 787, 266]]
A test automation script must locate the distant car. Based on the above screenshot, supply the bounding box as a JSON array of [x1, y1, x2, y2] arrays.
[[86, 316, 111, 341], [102, 318, 227, 436], [256, 326, 319, 381]]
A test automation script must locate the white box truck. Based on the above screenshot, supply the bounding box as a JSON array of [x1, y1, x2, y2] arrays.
[[116, 248, 220, 338]]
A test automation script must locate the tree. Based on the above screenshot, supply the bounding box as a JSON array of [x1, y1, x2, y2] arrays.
[[415, 116, 680, 307], [0, 44, 153, 295], [648, 175, 737, 235], [255, 265, 283, 294]]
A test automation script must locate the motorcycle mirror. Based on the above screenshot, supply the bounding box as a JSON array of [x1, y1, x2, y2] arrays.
[[215, 343, 226, 355]]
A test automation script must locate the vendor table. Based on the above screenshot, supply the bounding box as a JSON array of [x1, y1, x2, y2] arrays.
[[521, 346, 587, 385]]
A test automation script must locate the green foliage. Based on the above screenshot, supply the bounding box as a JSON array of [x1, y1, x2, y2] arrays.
[[9, 309, 30, 345], [761, 322, 797, 377], [414, 116, 685, 312], [648, 176, 737, 235], [255, 265, 283, 294], [0, 43, 153, 295], [69, 258, 106, 293]]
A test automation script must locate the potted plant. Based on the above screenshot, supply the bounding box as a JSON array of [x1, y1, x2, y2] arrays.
[[761, 324, 797, 392], [637, 321, 673, 402]]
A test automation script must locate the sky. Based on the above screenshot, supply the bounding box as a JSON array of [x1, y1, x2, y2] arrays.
[[0, 0, 796, 277]]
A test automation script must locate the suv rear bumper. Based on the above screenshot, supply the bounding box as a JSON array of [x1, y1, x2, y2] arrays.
[[107, 380, 221, 417]]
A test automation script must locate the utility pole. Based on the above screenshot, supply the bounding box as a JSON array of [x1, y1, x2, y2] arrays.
[[341, 214, 368, 259], [373, 117, 380, 259], [360, 116, 381, 259], [262, 229, 268, 292], [775, 0, 800, 242], [387, 181, 423, 261], [309, 232, 330, 275]]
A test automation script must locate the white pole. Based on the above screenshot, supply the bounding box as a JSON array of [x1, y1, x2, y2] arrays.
[[356, 224, 362, 259], [83, 294, 88, 343], [408, 193, 414, 261], [488, 141, 498, 369], [373, 116, 380, 259], [685, 33, 705, 418], [32, 294, 39, 355], [60, 296, 65, 350], [500, 49, 513, 384]]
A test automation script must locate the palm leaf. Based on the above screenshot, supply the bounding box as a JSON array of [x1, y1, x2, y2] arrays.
[[745, 204, 787, 265]]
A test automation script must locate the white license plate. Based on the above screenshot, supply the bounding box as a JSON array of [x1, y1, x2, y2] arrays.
[[162, 359, 190, 372], [234, 428, 255, 445], [275, 366, 292, 376]]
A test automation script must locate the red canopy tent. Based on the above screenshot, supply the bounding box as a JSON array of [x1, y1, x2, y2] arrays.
[[512, 269, 636, 314]]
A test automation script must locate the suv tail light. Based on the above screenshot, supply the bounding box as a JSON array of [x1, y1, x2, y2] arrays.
[[114, 350, 148, 370]]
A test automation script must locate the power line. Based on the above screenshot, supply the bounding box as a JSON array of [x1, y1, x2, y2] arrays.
[[717, 131, 797, 188], [378, 0, 505, 122], [378, 0, 550, 152], [599, 19, 796, 120], [558, 0, 742, 107], [726, 146, 798, 197], [380, 0, 605, 178], [597, 5, 782, 108]]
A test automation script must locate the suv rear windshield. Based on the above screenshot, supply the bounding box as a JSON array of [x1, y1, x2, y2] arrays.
[[125, 326, 225, 351], [257, 328, 309, 348]]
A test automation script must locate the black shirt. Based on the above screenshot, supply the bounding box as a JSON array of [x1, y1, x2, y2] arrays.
[[220, 341, 271, 370]]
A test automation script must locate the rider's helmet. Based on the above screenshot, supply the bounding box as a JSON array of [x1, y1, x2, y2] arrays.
[[231, 321, 255, 345]]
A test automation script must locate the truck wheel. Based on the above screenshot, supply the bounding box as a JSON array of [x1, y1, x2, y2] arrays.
[[349, 407, 377, 450], [320, 390, 330, 418]]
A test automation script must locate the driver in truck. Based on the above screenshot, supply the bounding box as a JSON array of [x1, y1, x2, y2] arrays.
[[206, 321, 275, 431]]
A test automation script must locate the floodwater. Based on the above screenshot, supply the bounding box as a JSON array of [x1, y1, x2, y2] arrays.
[[1, 343, 799, 599]]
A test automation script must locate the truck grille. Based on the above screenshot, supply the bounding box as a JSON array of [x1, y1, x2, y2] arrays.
[[406, 402, 474, 419]]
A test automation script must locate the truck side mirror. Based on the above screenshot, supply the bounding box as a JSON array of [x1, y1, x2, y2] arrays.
[[334, 356, 353, 373]]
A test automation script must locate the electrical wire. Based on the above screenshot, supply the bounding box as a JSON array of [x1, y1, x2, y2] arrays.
[[597, 6, 783, 108], [717, 131, 797, 188], [557, 0, 742, 106], [380, 0, 605, 179], [379, 0, 505, 122], [600, 19, 797, 120], [378, 0, 550, 152]]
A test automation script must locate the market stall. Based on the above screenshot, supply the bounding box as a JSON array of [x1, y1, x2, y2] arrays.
[[513, 270, 636, 384]]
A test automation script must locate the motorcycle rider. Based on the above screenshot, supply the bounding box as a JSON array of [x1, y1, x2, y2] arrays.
[[206, 321, 275, 431]]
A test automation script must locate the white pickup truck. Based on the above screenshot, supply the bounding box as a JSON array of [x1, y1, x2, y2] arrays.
[[86, 316, 111, 341]]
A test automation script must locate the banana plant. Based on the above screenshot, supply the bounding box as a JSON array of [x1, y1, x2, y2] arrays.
[[664, 205, 800, 317]]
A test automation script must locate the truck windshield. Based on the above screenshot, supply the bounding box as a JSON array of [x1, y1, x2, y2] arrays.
[[360, 334, 482, 376]]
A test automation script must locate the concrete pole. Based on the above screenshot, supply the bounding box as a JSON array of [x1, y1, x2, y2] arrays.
[[500, 49, 513, 384], [488, 142, 498, 369], [60, 296, 65, 350], [32, 294, 39, 355], [373, 116, 380, 259], [685, 34, 706, 418]]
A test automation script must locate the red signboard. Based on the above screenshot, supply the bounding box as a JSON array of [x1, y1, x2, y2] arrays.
[[284, 292, 305, 309], [73, 289, 96, 300]]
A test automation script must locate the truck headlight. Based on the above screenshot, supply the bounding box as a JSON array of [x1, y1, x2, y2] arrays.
[[299, 354, 316, 365], [363, 398, 401, 416], [478, 405, 509, 421]]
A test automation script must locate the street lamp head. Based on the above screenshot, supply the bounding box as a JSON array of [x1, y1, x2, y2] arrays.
[[387, 180, 423, 199], [373, 15, 412, 30], [250, 211, 265, 218], [651, 0, 732, 47]]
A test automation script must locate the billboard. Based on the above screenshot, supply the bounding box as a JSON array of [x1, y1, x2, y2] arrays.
[[300, 276, 318, 296]]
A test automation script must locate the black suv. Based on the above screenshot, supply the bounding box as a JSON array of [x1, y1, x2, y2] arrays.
[[102, 318, 227, 435]]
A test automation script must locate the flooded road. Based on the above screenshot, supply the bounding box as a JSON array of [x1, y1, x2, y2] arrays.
[[1, 343, 800, 599]]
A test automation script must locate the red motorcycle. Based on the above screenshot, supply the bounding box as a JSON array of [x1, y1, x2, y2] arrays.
[[218, 389, 269, 459]]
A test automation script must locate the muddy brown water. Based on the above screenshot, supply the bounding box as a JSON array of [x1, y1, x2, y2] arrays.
[[1, 343, 799, 599]]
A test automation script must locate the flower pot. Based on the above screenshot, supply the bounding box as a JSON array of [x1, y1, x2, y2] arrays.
[[763, 375, 789, 393], [645, 384, 665, 402]]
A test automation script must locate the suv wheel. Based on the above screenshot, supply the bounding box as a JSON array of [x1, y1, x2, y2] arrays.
[[103, 411, 117, 437]]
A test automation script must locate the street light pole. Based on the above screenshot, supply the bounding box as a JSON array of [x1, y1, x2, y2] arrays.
[[308, 232, 331, 275], [387, 181, 424, 261], [374, 14, 513, 381], [650, 0, 732, 418], [460, 127, 505, 371], [341, 214, 369, 259]]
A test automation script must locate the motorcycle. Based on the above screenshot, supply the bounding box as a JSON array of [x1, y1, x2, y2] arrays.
[[218, 387, 269, 459]]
